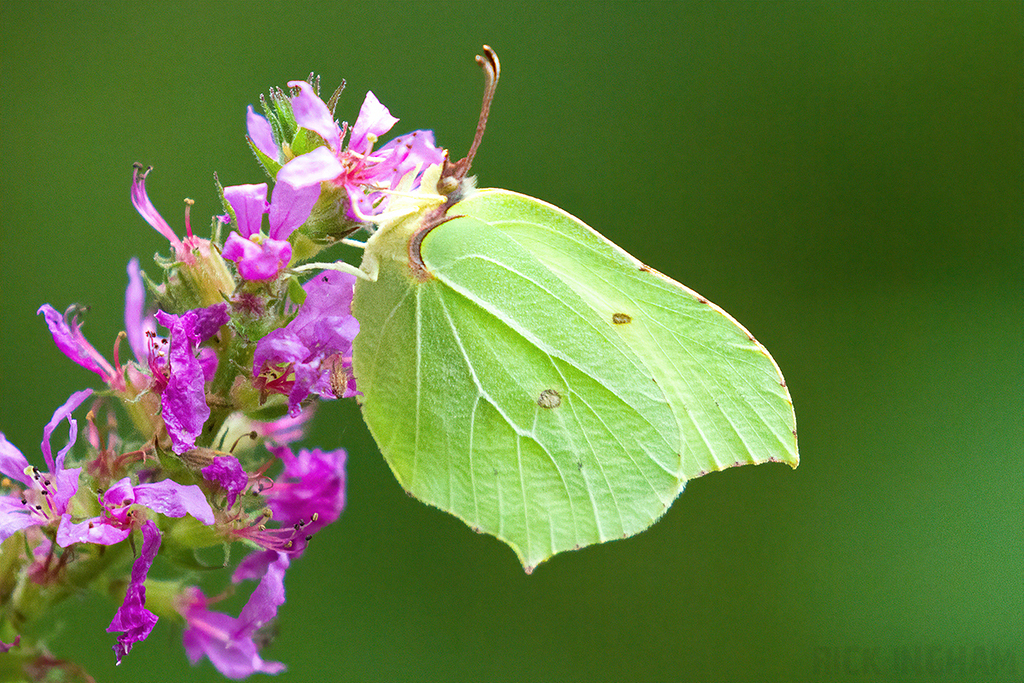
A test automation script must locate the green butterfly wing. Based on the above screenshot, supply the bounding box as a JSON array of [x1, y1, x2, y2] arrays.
[[452, 189, 798, 480], [351, 189, 797, 571]]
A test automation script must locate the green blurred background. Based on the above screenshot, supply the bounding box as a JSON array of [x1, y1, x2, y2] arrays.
[[1, 2, 1020, 681]]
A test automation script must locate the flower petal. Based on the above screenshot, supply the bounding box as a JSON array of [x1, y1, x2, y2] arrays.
[[0, 497, 39, 543], [275, 145, 344, 189], [37, 305, 116, 383], [193, 304, 231, 344], [103, 476, 137, 508], [265, 446, 346, 534], [231, 549, 277, 583], [286, 362, 323, 417], [155, 311, 208, 454], [268, 180, 319, 240], [134, 480, 215, 524], [0, 434, 32, 486], [131, 166, 185, 255], [51, 466, 82, 517], [287, 80, 341, 150], [236, 238, 293, 282], [197, 347, 219, 383], [253, 407, 314, 446], [179, 571, 288, 679], [375, 129, 446, 190], [41, 389, 93, 471], [252, 271, 359, 415], [56, 513, 131, 546], [201, 456, 247, 510], [181, 604, 286, 679], [124, 258, 151, 364], [348, 91, 399, 154], [223, 183, 269, 238], [255, 327, 307, 366], [223, 231, 263, 265], [236, 552, 289, 633], [108, 520, 161, 664], [247, 105, 279, 160]]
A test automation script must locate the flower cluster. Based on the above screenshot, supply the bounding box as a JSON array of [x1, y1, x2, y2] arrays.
[[1, 76, 449, 680]]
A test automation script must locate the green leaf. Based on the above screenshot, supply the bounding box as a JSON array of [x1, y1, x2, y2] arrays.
[[352, 189, 797, 572]]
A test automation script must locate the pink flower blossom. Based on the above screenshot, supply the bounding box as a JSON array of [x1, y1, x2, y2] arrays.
[[221, 180, 319, 281], [246, 104, 278, 160], [38, 258, 156, 394], [38, 305, 122, 390], [201, 455, 248, 509], [152, 304, 230, 453], [253, 270, 358, 416], [0, 389, 92, 542], [261, 82, 444, 220], [179, 552, 289, 679], [131, 165, 210, 266], [264, 445, 346, 537], [56, 475, 214, 547]]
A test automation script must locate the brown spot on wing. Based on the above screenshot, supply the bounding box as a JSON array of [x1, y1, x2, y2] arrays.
[[537, 389, 562, 409]]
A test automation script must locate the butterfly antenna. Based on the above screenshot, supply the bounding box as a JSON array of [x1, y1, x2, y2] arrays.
[[414, 46, 500, 271], [442, 45, 500, 189]]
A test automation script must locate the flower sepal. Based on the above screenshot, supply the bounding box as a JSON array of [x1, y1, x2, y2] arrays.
[[175, 242, 237, 311], [230, 380, 290, 422], [161, 520, 232, 567], [285, 190, 365, 258], [246, 136, 282, 179], [132, 166, 237, 311]]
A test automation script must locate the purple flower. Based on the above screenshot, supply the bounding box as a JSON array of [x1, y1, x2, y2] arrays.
[[179, 552, 289, 679], [253, 271, 359, 416], [288, 81, 343, 150], [262, 82, 444, 221], [226, 444, 345, 563], [201, 455, 248, 509], [153, 304, 230, 453], [131, 165, 220, 267], [44, 280, 228, 453], [38, 304, 122, 390], [221, 181, 319, 281], [264, 445, 346, 537], [107, 519, 161, 664], [55, 474, 211, 662], [56, 475, 215, 546], [0, 389, 92, 542], [39, 258, 158, 395]]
